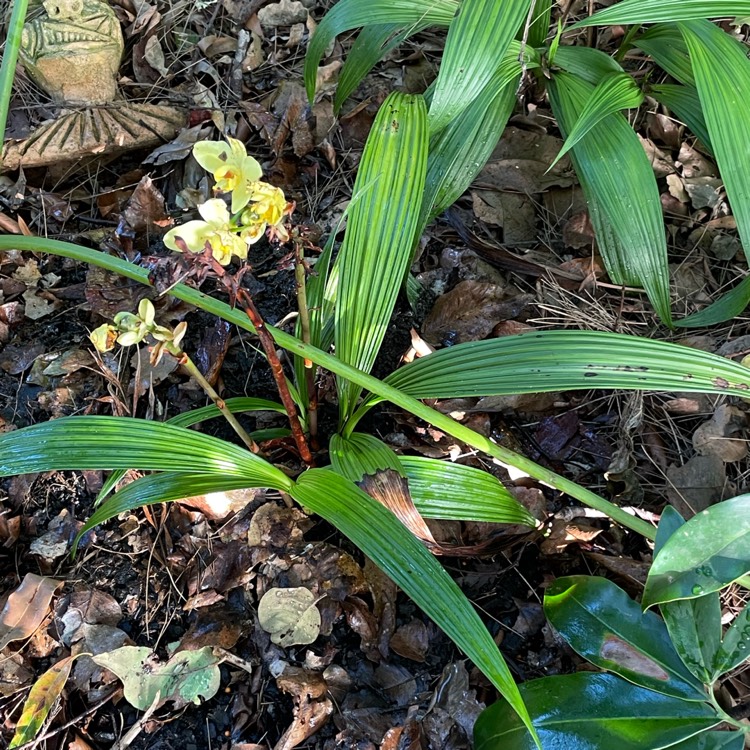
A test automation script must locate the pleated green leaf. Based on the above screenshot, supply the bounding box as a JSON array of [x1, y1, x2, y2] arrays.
[[428, 0, 531, 134], [76, 472, 275, 552], [0, 416, 292, 490], [400, 456, 535, 525], [572, 0, 750, 28], [329, 432, 405, 479], [550, 72, 644, 170], [422, 51, 522, 225], [304, 0, 457, 101], [527, 0, 552, 47], [548, 71, 672, 324], [474, 673, 719, 750], [680, 20, 750, 264], [637, 24, 695, 85], [329, 434, 535, 524], [677, 276, 750, 327], [552, 45, 625, 86], [334, 92, 428, 424], [335, 24, 428, 112], [375, 330, 750, 401], [650, 83, 712, 151], [292, 468, 539, 746], [96, 397, 287, 503]]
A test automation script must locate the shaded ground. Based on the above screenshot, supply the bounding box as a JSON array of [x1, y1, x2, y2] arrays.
[[2, 2, 750, 748]]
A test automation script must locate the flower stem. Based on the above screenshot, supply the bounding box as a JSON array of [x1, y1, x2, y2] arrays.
[[294, 242, 318, 444], [178, 352, 260, 454], [235, 288, 315, 466]]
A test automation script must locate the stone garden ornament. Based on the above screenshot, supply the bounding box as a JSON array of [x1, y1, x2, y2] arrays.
[[2, 0, 183, 172]]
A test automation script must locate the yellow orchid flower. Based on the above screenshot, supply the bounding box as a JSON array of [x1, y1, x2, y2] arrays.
[[239, 182, 288, 243], [90, 323, 118, 353], [193, 138, 262, 213], [163, 199, 249, 266]]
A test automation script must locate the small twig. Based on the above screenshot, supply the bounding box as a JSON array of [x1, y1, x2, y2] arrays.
[[178, 351, 260, 453], [236, 288, 314, 466], [294, 241, 318, 445], [113, 691, 162, 750]]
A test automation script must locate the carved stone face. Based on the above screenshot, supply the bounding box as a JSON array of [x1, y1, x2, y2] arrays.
[[19, 0, 124, 105]]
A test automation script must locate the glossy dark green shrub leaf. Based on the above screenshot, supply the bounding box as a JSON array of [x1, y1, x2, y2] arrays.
[[572, 0, 750, 27], [304, 0, 457, 101], [373, 331, 750, 403], [680, 20, 750, 265], [643, 494, 750, 608], [0, 416, 291, 490], [292, 468, 539, 745], [334, 92, 428, 424], [474, 672, 719, 749], [667, 732, 746, 750], [548, 71, 672, 324], [427, 0, 530, 133], [712, 601, 750, 678], [544, 576, 705, 700], [655, 507, 722, 684]]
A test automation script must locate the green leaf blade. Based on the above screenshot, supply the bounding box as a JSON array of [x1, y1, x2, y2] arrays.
[[474, 673, 719, 750], [379, 331, 750, 400], [551, 72, 644, 169], [292, 468, 539, 746], [334, 92, 428, 423], [427, 0, 531, 133], [679, 20, 750, 265], [548, 71, 672, 324], [712, 602, 750, 678], [544, 576, 706, 700], [304, 0, 457, 101], [572, 1, 750, 28], [643, 494, 750, 608]]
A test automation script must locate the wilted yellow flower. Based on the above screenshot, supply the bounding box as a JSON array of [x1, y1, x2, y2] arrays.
[[193, 138, 262, 213], [163, 199, 249, 265], [90, 323, 117, 353]]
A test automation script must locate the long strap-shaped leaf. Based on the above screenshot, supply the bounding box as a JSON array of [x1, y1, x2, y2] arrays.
[[427, 0, 531, 134], [0, 416, 293, 490], [636, 24, 695, 86], [549, 73, 644, 170], [649, 83, 712, 152], [679, 20, 750, 263], [291, 468, 540, 746], [334, 92, 428, 424], [334, 23, 429, 113], [677, 274, 750, 328], [304, 0, 458, 101], [571, 0, 750, 28], [0, 235, 660, 538], [548, 70, 672, 324], [421, 51, 523, 227], [96, 396, 287, 503], [75, 472, 278, 551], [372, 330, 750, 399], [0, 0, 29, 146]]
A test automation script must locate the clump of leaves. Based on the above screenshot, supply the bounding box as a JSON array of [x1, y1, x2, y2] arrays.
[[475, 501, 750, 749]]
